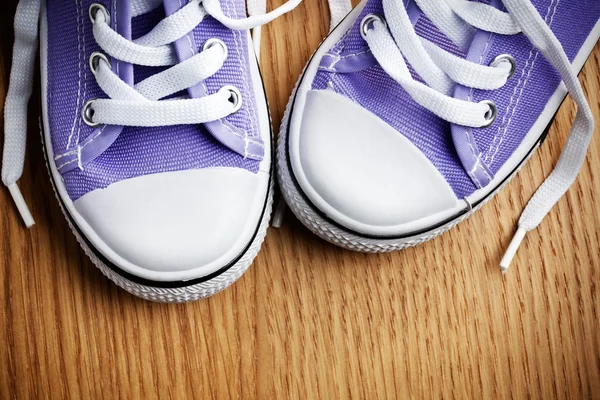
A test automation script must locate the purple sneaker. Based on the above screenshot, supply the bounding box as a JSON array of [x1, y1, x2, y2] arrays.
[[2, 0, 300, 302], [277, 0, 599, 272]]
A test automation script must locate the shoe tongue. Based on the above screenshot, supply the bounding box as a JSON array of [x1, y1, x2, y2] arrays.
[[128, 0, 199, 86], [412, 0, 493, 60], [163, 0, 186, 14], [403, 0, 471, 82], [414, 13, 464, 59], [163, 0, 196, 64]]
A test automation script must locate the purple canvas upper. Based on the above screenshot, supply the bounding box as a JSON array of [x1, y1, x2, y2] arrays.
[[312, 0, 600, 199], [45, 0, 262, 201]]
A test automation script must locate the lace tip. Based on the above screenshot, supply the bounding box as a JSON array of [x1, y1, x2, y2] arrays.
[[271, 198, 287, 228], [499, 227, 527, 274], [7, 183, 35, 228]]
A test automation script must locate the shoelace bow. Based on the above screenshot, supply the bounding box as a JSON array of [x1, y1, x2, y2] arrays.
[[326, 0, 595, 272], [2, 0, 301, 228]]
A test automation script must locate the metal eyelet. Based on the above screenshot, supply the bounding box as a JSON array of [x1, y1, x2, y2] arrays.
[[81, 99, 100, 127], [223, 86, 242, 113], [490, 54, 517, 80], [89, 52, 110, 75], [203, 38, 228, 62], [480, 100, 497, 128], [360, 14, 386, 40], [89, 3, 110, 24]]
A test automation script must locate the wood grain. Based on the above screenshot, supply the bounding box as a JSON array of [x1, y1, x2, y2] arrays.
[[1, 1, 599, 398]]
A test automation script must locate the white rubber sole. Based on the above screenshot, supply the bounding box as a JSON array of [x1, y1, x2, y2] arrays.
[[277, 18, 600, 253], [37, 1, 273, 302], [277, 83, 540, 253], [41, 117, 274, 303]]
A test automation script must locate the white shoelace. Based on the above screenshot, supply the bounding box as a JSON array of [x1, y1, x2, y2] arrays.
[[327, 0, 594, 271], [2, 0, 301, 228]]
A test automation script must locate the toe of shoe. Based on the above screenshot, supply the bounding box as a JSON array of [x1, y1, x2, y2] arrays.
[[73, 168, 269, 281], [291, 90, 460, 236]]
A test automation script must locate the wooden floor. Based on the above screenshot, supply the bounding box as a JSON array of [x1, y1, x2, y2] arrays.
[[1, 1, 599, 398]]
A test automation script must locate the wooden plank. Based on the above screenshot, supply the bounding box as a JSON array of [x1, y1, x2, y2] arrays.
[[0, 1, 598, 398]]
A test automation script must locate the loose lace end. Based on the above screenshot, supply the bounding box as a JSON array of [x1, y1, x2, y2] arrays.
[[499, 227, 526, 274], [7, 183, 35, 228], [271, 198, 287, 228]]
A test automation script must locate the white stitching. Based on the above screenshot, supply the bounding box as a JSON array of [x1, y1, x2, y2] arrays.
[[55, 125, 108, 163], [487, 51, 540, 165], [245, 152, 263, 159], [66, 0, 84, 149], [61, 0, 263, 166], [322, 48, 373, 71], [55, 118, 264, 164], [484, 0, 559, 165], [56, 159, 78, 170], [487, 0, 560, 165], [469, 158, 485, 187], [485, 47, 536, 163], [329, 49, 372, 60], [114, 0, 119, 76], [221, 118, 263, 145], [226, 0, 253, 159], [54, 151, 75, 160], [74, 0, 89, 149], [463, 31, 493, 186], [77, 145, 83, 170], [56, 125, 108, 162], [66, 0, 110, 165], [181, 0, 253, 155]]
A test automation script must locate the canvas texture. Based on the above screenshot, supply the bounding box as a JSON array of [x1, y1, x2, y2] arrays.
[[45, 0, 261, 201], [312, 0, 600, 199]]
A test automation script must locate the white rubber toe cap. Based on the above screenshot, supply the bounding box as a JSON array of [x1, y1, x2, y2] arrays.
[[291, 90, 460, 236], [73, 168, 269, 281]]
